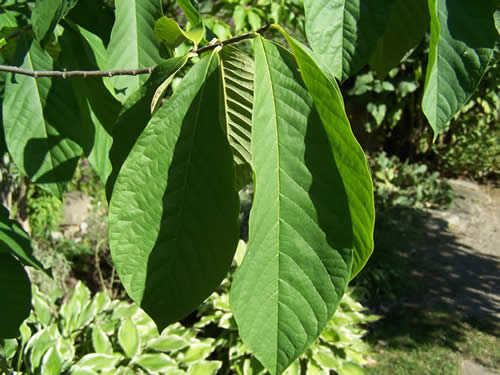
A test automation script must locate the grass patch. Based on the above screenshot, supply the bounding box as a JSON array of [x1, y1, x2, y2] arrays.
[[366, 311, 499, 375]]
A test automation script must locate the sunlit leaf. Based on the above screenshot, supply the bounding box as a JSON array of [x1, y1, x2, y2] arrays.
[[231, 37, 355, 375]]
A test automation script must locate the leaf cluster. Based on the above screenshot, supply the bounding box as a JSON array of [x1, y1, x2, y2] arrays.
[[0, 1, 497, 374]]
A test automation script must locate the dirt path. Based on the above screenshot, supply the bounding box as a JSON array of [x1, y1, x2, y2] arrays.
[[413, 179, 500, 327]]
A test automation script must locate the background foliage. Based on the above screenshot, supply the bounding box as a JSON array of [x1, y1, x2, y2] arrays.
[[0, 0, 498, 374]]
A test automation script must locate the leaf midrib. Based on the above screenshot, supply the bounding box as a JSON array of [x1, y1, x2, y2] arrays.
[[258, 38, 281, 371]]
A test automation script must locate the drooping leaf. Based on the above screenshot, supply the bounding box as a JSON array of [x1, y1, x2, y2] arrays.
[[106, 0, 163, 100], [369, 0, 429, 78], [423, 0, 499, 135], [230, 37, 355, 375], [109, 52, 239, 329], [0, 205, 46, 272], [3, 37, 84, 197], [58, 24, 122, 183], [154, 16, 204, 49], [105, 55, 190, 200], [219, 45, 254, 187], [303, 0, 395, 81], [0, 253, 32, 338], [32, 0, 79, 45], [276, 26, 375, 279]]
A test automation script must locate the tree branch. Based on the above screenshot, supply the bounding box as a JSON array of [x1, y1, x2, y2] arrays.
[[0, 24, 271, 79]]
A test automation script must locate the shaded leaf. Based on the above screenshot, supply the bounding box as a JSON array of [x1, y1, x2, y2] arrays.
[[423, 0, 499, 135], [3, 37, 84, 197], [303, 0, 395, 81], [0, 253, 31, 338], [58, 24, 122, 183], [32, 0, 78, 45], [105, 55, 190, 199], [0, 205, 46, 272], [106, 0, 163, 100], [109, 52, 239, 329], [369, 0, 429, 78], [277, 27, 375, 279]]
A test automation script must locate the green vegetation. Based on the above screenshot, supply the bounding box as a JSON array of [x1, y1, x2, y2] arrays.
[[0, 0, 498, 374]]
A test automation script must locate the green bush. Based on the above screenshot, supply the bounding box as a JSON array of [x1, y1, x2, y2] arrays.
[[346, 47, 499, 182], [0, 264, 378, 375], [432, 64, 500, 181], [368, 152, 455, 210]]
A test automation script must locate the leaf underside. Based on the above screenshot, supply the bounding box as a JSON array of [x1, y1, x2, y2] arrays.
[[109, 52, 239, 329], [105, 55, 189, 200]]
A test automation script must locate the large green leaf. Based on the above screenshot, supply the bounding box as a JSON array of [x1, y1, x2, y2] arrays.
[[106, 0, 163, 101], [276, 27, 375, 279], [3, 38, 84, 197], [423, 0, 499, 135], [105, 55, 190, 200], [109, 52, 239, 329], [32, 0, 79, 45], [219, 45, 254, 188], [369, 0, 429, 78], [0, 205, 46, 272], [231, 37, 358, 375], [58, 24, 122, 183], [0, 253, 31, 338], [303, 0, 395, 81]]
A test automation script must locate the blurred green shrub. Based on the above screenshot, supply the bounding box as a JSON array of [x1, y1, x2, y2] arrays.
[[27, 186, 63, 240], [199, 0, 305, 40], [346, 46, 499, 182], [369, 152, 455, 210], [0, 283, 223, 375], [0, 263, 378, 375], [432, 64, 500, 181]]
